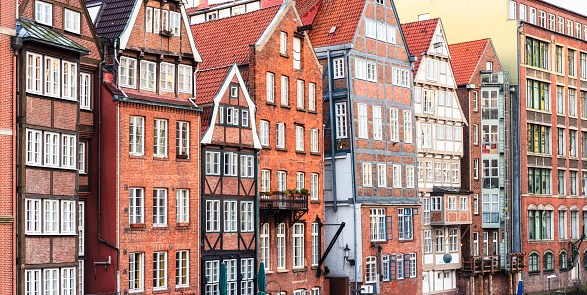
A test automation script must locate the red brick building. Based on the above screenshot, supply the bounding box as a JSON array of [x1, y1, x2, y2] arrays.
[[15, 0, 102, 291], [196, 63, 261, 295], [0, 0, 17, 292], [305, 0, 421, 294], [191, 3, 325, 294], [88, 0, 203, 293]]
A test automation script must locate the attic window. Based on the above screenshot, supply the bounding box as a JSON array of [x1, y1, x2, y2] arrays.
[[230, 85, 238, 99], [329, 26, 336, 34], [35, 1, 53, 26]]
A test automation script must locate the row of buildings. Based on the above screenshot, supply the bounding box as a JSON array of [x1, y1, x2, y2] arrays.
[[0, 0, 586, 294]]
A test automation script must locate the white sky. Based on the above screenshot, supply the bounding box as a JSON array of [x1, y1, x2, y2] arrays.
[[543, 0, 587, 16]]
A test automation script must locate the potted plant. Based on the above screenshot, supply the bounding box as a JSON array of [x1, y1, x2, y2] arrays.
[[265, 191, 273, 196], [300, 188, 309, 196], [160, 29, 172, 37]]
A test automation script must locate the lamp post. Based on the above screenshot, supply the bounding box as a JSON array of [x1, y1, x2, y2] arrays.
[[343, 244, 355, 266], [547, 274, 556, 295]]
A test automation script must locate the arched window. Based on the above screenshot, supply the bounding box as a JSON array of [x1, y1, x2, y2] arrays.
[[543, 251, 554, 271], [529, 252, 540, 272], [560, 250, 568, 270]]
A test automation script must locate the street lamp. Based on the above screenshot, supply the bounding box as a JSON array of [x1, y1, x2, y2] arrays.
[[547, 274, 556, 295], [343, 244, 355, 266]]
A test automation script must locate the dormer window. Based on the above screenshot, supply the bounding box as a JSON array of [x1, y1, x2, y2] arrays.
[[35, 1, 52, 26], [64, 9, 80, 34]]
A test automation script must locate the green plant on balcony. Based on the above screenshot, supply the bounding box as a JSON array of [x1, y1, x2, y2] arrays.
[[265, 191, 273, 196], [300, 188, 309, 195], [284, 190, 291, 195]]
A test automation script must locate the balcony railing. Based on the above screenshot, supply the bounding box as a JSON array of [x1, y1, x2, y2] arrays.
[[259, 192, 308, 211], [462, 255, 500, 274], [510, 253, 526, 272]]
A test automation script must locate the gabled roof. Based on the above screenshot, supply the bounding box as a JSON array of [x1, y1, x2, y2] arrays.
[[401, 18, 439, 75], [308, 0, 365, 48], [448, 38, 490, 85], [94, 0, 136, 39], [195, 66, 232, 105], [191, 4, 282, 70], [17, 18, 91, 55]]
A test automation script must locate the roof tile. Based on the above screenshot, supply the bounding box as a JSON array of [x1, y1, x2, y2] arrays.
[[307, 0, 365, 48], [94, 0, 136, 39], [194, 66, 232, 105], [448, 39, 490, 85], [400, 18, 439, 75]]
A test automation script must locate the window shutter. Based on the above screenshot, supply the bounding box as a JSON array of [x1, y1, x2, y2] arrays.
[[386, 216, 393, 240], [404, 254, 410, 277], [389, 255, 396, 280]]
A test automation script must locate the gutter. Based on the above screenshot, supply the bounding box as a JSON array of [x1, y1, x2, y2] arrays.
[[112, 95, 203, 112]]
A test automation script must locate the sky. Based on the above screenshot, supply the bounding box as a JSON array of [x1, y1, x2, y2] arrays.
[[543, 0, 587, 16]]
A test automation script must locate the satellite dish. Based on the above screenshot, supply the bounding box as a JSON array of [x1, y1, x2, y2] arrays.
[[443, 253, 452, 263]]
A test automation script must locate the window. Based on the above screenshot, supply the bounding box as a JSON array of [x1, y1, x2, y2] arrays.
[[559, 210, 567, 240], [260, 170, 270, 193], [560, 251, 568, 270], [277, 171, 286, 192], [205, 151, 220, 175], [578, 22, 583, 39], [525, 80, 550, 112], [61, 61, 77, 101], [539, 11, 546, 28], [176, 250, 189, 287], [414, 86, 422, 103], [529, 7, 536, 24], [176, 121, 189, 158], [335, 103, 348, 138], [473, 91, 478, 111], [297, 80, 304, 109], [357, 103, 368, 139], [417, 161, 423, 182], [449, 228, 458, 252], [129, 253, 144, 292], [240, 201, 254, 232], [61, 200, 75, 234], [205, 260, 219, 295], [169, 11, 180, 36], [129, 188, 144, 225], [61, 267, 76, 294], [173, 189, 189, 224], [259, 120, 269, 147], [205, 200, 220, 232], [482, 193, 499, 224], [152, 189, 167, 226], [280, 31, 287, 55], [393, 165, 402, 188], [152, 252, 167, 290], [310, 128, 319, 153], [225, 259, 236, 294], [153, 119, 167, 157], [473, 232, 479, 256], [312, 223, 319, 266], [571, 210, 579, 239], [427, 58, 438, 82], [483, 232, 489, 255], [296, 126, 304, 151], [581, 53, 587, 79], [568, 19, 574, 36], [26, 53, 42, 94], [557, 127, 566, 155], [474, 194, 479, 215], [161, 10, 169, 31], [482, 159, 499, 189], [266, 72, 275, 103], [559, 170, 566, 195], [571, 171, 578, 195], [406, 166, 415, 188], [569, 49, 576, 76], [424, 230, 432, 253], [308, 82, 316, 111], [443, 162, 450, 183], [525, 37, 549, 69], [435, 229, 444, 252], [42, 268, 59, 294], [293, 37, 302, 69], [398, 208, 412, 240], [549, 13, 555, 30], [153, 8, 160, 33], [333, 58, 345, 78], [160, 63, 175, 92], [64, 9, 81, 34], [382, 254, 390, 280], [397, 254, 404, 279], [61, 134, 76, 169], [367, 62, 376, 82], [129, 116, 144, 155], [460, 197, 468, 211], [276, 122, 285, 148], [119, 57, 137, 88], [474, 159, 479, 180], [452, 163, 459, 183], [390, 109, 399, 141], [423, 198, 430, 225], [492, 232, 498, 255], [43, 132, 59, 167], [260, 223, 270, 269], [178, 65, 192, 93], [25, 199, 41, 234], [519, 4, 527, 21], [363, 163, 372, 187], [146, 7, 153, 32], [79, 72, 92, 110], [26, 129, 42, 166], [35, 1, 52, 25], [434, 162, 442, 183], [529, 253, 539, 272], [311, 173, 319, 200], [447, 196, 456, 211], [527, 124, 550, 154], [223, 152, 238, 176], [557, 16, 565, 33], [404, 110, 413, 143], [44, 56, 60, 97], [296, 172, 305, 190], [365, 20, 377, 39], [570, 89, 577, 117], [425, 161, 433, 182], [528, 209, 553, 240], [240, 154, 254, 178], [509, 1, 516, 19], [365, 256, 377, 283], [281, 76, 289, 105], [371, 106, 382, 140], [423, 90, 434, 114], [277, 223, 286, 269], [556, 46, 564, 73], [293, 223, 305, 268], [370, 208, 386, 241], [544, 252, 554, 271]]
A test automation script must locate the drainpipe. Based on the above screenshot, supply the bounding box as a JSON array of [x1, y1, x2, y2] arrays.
[[326, 50, 338, 212], [12, 39, 18, 295], [97, 40, 119, 292]]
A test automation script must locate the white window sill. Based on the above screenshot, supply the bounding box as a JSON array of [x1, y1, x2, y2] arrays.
[[129, 289, 144, 294], [277, 268, 288, 273]]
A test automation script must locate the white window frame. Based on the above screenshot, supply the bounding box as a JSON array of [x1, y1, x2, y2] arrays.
[[311, 128, 319, 153], [240, 201, 254, 232], [119, 56, 137, 88], [293, 37, 302, 69], [276, 122, 286, 148], [335, 103, 348, 138], [153, 119, 167, 157], [373, 106, 382, 140], [260, 120, 269, 147], [205, 260, 219, 295], [26, 52, 42, 94], [176, 189, 189, 223], [240, 154, 254, 178], [153, 188, 167, 227], [297, 79, 305, 109], [266, 72, 275, 103], [333, 58, 345, 78], [80, 72, 91, 110], [64, 9, 80, 34], [312, 222, 319, 266], [176, 121, 189, 158], [390, 108, 399, 142], [129, 188, 144, 224], [146, 7, 153, 33], [365, 20, 377, 39], [139, 60, 156, 91], [44, 131, 59, 168], [293, 223, 305, 268], [35, 0, 52, 26], [61, 200, 75, 234], [404, 110, 413, 143], [309, 82, 316, 111], [260, 223, 270, 269], [277, 223, 286, 269], [25, 198, 41, 234], [206, 200, 220, 232], [311, 173, 319, 201], [281, 75, 289, 106], [153, 251, 167, 290], [280, 31, 287, 55], [365, 256, 377, 283], [160, 62, 175, 92], [393, 164, 402, 188], [358, 103, 368, 139], [363, 163, 373, 187], [260, 169, 270, 193], [205, 151, 220, 175], [45, 56, 60, 97], [176, 250, 189, 288], [277, 171, 287, 192], [223, 152, 238, 176], [62, 60, 77, 101], [406, 166, 415, 188], [296, 126, 304, 151], [296, 172, 305, 190], [370, 208, 386, 241], [61, 267, 76, 295], [61, 134, 76, 169], [26, 129, 42, 166], [377, 163, 387, 188], [169, 11, 181, 36], [223, 200, 237, 233], [129, 252, 144, 292]]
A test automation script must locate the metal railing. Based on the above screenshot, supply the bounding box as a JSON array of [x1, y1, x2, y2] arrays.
[[259, 192, 308, 210]]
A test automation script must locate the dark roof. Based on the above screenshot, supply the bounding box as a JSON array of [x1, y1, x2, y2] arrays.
[[308, 0, 365, 48], [194, 66, 232, 105], [432, 186, 472, 195], [94, 0, 136, 39], [400, 18, 439, 75], [17, 18, 90, 54], [448, 39, 490, 85], [190, 4, 281, 70]]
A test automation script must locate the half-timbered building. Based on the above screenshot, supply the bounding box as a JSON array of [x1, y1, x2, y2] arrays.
[[15, 0, 102, 292], [197, 63, 261, 295], [88, 0, 203, 293], [401, 18, 471, 294]]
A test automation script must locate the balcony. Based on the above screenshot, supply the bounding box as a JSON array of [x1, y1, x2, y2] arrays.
[[259, 192, 308, 225], [462, 256, 500, 274], [510, 253, 526, 272], [430, 187, 472, 226], [480, 71, 506, 85]]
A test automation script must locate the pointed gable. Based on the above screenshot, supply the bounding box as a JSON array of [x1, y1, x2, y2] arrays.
[[401, 18, 439, 75], [449, 38, 491, 85], [191, 4, 281, 70]]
